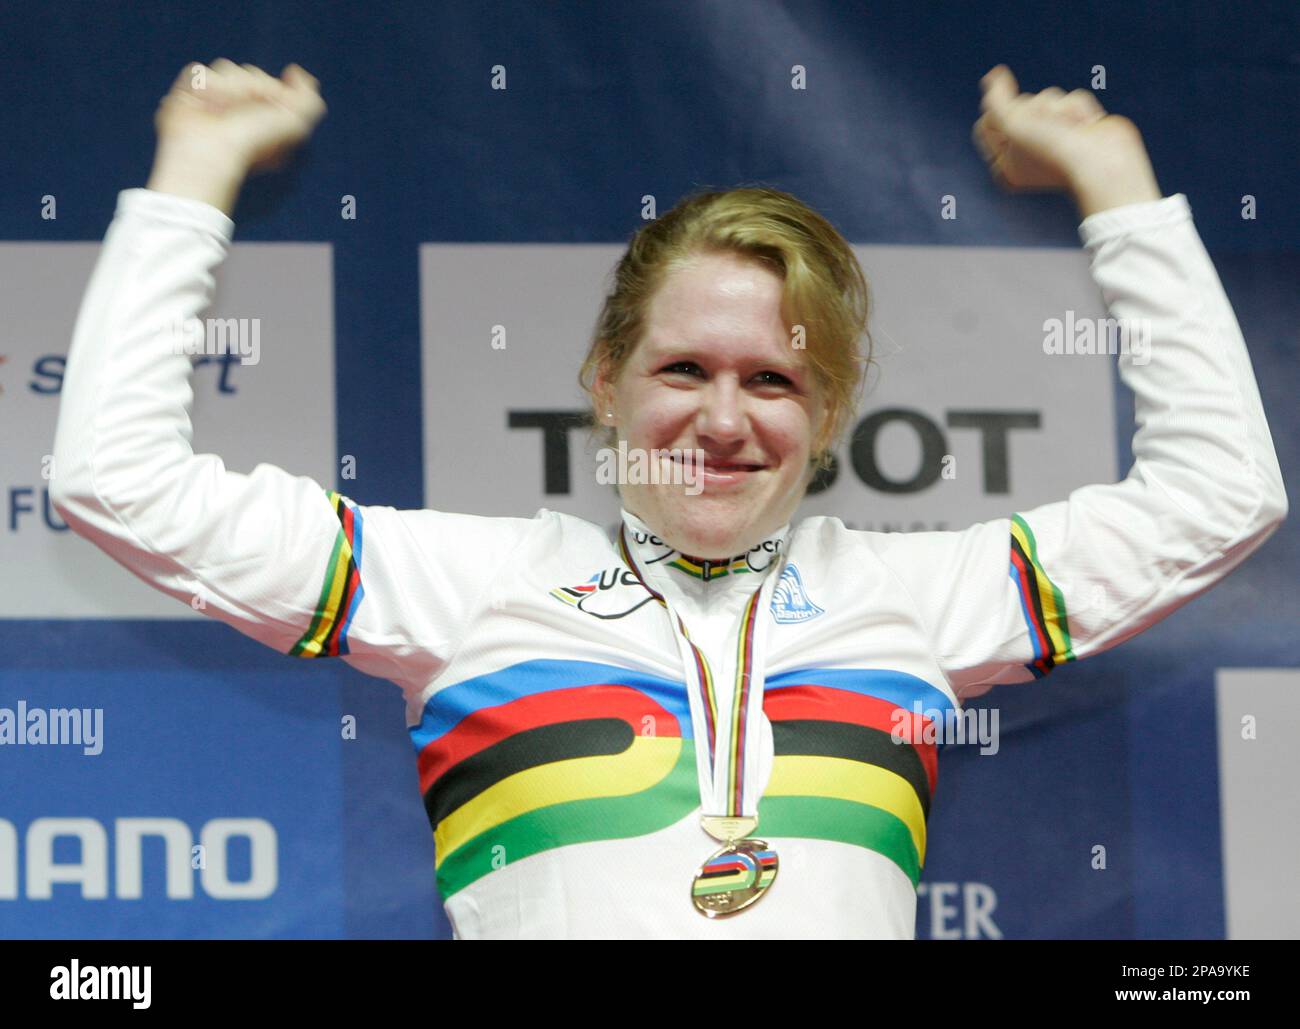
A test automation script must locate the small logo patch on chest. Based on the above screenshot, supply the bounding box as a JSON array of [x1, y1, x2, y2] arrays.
[[770, 563, 824, 623], [549, 568, 656, 620]]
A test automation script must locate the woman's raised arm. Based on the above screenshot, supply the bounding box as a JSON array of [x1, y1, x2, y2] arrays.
[[51, 62, 542, 699], [868, 68, 1287, 698]]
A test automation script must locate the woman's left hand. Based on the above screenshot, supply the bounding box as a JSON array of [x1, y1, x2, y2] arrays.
[[973, 65, 1161, 213]]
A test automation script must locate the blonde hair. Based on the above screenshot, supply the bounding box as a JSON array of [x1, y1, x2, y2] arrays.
[[577, 184, 872, 479]]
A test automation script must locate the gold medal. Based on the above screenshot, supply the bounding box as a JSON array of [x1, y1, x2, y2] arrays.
[[691, 838, 779, 917]]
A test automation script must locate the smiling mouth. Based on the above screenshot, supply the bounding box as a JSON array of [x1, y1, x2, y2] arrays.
[[668, 454, 767, 474]]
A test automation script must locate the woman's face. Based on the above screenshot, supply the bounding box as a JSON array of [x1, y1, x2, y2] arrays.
[[596, 250, 825, 560]]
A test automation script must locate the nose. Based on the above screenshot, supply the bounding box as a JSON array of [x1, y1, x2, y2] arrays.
[[696, 374, 747, 448]]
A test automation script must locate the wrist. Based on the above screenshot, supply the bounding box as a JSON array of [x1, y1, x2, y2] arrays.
[[146, 140, 248, 217], [1068, 152, 1162, 219]]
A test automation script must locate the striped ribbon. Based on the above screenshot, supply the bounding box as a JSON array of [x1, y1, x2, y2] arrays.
[[616, 525, 787, 823]]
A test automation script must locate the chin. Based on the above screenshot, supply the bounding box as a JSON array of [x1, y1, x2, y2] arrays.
[[627, 480, 795, 557], [667, 499, 766, 558], [677, 530, 741, 561]]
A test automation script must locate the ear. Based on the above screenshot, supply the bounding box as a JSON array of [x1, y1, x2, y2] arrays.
[[810, 396, 832, 458], [591, 353, 615, 423]]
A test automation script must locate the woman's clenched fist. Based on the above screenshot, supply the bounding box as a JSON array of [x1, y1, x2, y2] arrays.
[[972, 65, 1144, 193], [154, 60, 327, 176]]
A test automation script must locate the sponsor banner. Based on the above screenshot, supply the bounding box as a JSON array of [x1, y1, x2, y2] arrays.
[[0, 243, 336, 617], [1216, 668, 1300, 940], [0, 663, 344, 938]]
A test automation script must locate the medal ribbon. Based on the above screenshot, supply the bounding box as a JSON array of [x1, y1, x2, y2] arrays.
[[616, 524, 787, 823]]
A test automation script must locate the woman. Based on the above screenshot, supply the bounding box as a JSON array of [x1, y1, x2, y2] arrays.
[[51, 61, 1287, 938]]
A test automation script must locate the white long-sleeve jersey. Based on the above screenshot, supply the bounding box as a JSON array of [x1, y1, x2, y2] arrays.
[[51, 187, 1287, 939]]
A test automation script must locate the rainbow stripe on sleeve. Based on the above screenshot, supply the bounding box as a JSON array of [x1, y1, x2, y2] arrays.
[[1009, 513, 1075, 678], [289, 489, 366, 658]]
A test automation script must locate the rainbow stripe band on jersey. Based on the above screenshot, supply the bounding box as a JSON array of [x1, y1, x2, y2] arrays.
[[412, 662, 699, 900], [1009, 513, 1075, 678], [408, 659, 947, 897], [290, 490, 366, 658]]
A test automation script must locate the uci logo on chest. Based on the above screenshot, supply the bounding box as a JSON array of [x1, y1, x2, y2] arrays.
[[549, 567, 657, 620]]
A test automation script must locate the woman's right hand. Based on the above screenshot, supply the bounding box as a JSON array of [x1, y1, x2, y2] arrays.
[[153, 59, 327, 177]]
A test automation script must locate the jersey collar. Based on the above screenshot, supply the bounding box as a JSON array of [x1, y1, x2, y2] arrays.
[[617, 507, 790, 599]]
